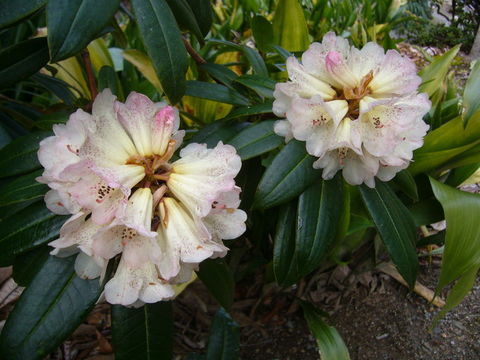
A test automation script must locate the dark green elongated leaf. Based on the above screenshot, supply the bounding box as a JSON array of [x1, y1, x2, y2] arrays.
[[0, 255, 102, 360], [188, 121, 248, 148], [186, 0, 212, 36], [47, 0, 120, 61], [206, 308, 240, 360], [132, 0, 188, 104], [98, 65, 124, 101], [112, 302, 173, 360], [462, 60, 480, 127], [31, 74, 76, 106], [391, 170, 418, 201], [272, 202, 297, 283], [0, 38, 49, 89], [12, 245, 51, 287], [0, 170, 48, 206], [222, 102, 273, 121], [296, 176, 343, 274], [434, 264, 480, 324], [227, 120, 283, 160], [360, 181, 418, 288], [200, 63, 238, 88], [0, 0, 46, 29], [0, 131, 51, 178], [430, 178, 480, 292], [0, 123, 12, 149], [253, 140, 322, 210], [251, 15, 274, 52], [233, 75, 275, 98], [409, 198, 444, 227], [166, 0, 204, 45], [0, 202, 68, 265], [185, 81, 250, 106], [33, 112, 69, 131], [302, 302, 351, 360], [446, 162, 480, 187], [197, 259, 234, 310]]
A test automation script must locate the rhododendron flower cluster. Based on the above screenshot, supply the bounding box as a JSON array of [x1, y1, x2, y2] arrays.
[[37, 90, 246, 306], [273, 32, 431, 187]]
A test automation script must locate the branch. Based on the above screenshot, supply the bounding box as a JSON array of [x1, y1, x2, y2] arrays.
[[81, 49, 97, 101], [183, 38, 206, 64]]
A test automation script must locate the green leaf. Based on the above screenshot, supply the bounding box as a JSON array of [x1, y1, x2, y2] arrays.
[[391, 170, 418, 201], [206, 308, 240, 360], [166, 0, 204, 45], [301, 302, 350, 360], [0, 0, 46, 29], [0, 255, 102, 360], [253, 140, 322, 210], [185, 80, 250, 106], [0, 131, 51, 178], [132, 0, 188, 104], [200, 63, 238, 88], [227, 120, 283, 160], [188, 121, 247, 148], [0, 170, 48, 207], [197, 259, 234, 310], [274, 177, 343, 286], [409, 198, 444, 227], [462, 60, 480, 127], [12, 245, 50, 287], [0, 38, 49, 89], [418, 46, 459, 103], [434, 264, 480, 323], [429, 178, 480, 292], [272, 0, 310, 52], [360, 181, 418, 288], [233, 75, 275, 98], [251, 15, 274, 52], [222, 102, 273, 121], [47, 0, 120, 62], [112, 302, 173, 360], [0, 202, 67, 266], [98, 65, 124, 101], [186, 0, 212, 36]]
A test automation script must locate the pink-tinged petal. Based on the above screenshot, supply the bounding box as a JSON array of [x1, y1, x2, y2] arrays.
[[369, 49, 422, 97], [376, 163, 408, 182], [91, 226, 124, 260], [118, 188, 155, 236], [347, 42, 384, 83], [314, 152, 341, 179], [139, 278, 175, 304], [44, 189, 79, 215], [168, 142, 242, 217], [123, 236, 161, 269], [74, 252, 105, 280], [342, 150, 379, 186], [273, 120, 293, 142], [333, 118, 362, 155], [80, 89, 137, 167], [170, 263, 197, 284], [272, 85, 292, 117], [151, 105, 182, 156], [115, 92, 156, 156], [324, 51, 357, 89], [156, 198, 226, 279]]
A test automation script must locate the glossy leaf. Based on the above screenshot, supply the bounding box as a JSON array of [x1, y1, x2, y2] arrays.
[[0, 0, 46, 29], [274, 177, 343, 286], [12, 245, 51, 287], [112, 302, 173, 360], [233, 75, 275, 98], [206, 308, 240, 360], [0, 131, 51, 178], [186, 0, 212, 36], [430, 178, 480, 292], [462, 60, 480, 127], [360, 181, 418, 288], [391, 170, 418, 201], [47, 0, 120, 61], [200, 63, 238, 88], [0, 38, 49, 89], [272, 0, 309, 52], [123, 49, 163, 93], [132, 0, 188, 104], [185, 80, 250, 106], [302, 302, 351, 360], [197, 259, 234, 310], [98, 65, 125, 101], [166, 0, 204, 45], [228, 120, 283, 160], [251, 15, 274, 52], [0, 202, 67, 265], [0, 255, 102, 360], [409, 198, 444, 227], [187, 121, 247, 148], [222, 102, 273, 121], [253, 140, 322, 210], [0, 170, 48, 206]]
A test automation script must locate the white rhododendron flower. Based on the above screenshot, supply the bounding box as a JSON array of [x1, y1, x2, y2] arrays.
[[38, 89, 246, 306], [273, 32, 431, 187]]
